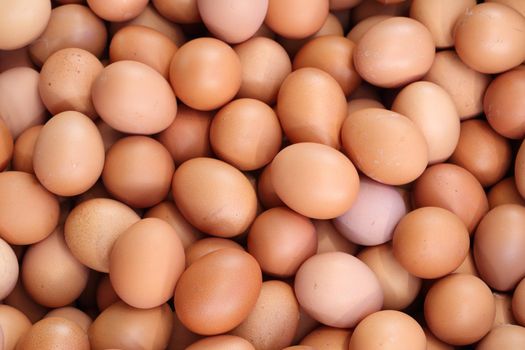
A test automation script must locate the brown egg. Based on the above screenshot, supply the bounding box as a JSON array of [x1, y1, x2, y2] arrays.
[[0, 238, 18, 300], [103, 136, 175, 208], [169, 38, 241, 111], [29, 4, 106, 66], [0, 46, 35, 73], [33, 111, 104, 196], [197, 0, 268, 44], [0, 171, 59, 245], [487, 0, 525, 16], [96, 275, 119, 312], [346, 15, 391, 43], [0, 118, 13, 171], [393, 207, 470, 279], [513, 279, 525, 328], [410, 0, 476, 48], [210, 98, 281, 171], [22, 227, 89, 308], [64, 198, 140, 272], [348, 310, 426, 350], [38, 48, 102, 119], [412, 163, 489, 233], [172, 157, 257, 237], [477, 325, 525, 350], [17, 317, 89, 349], [167, 310, 203, 350], [455, 2, 525, 74], [300, 326, 351, 350], [474, 204, 525, 291], [484, 69, 525, 139], [314, 219, 358, 255], [330, 0, 362, 10], [110, 25, 177, 79], [187, 335, 255, 350], [230, 280, 299, 350], [391, 81, 460, 164], [0, 67, 46, 138], [45, 307, 92, 332], [152, 0, 200, 23], [423, 50, 491, 120], [450, 119, 511, 186], [282, 347, 314, 350], [247, 207, 317, 277], [174, 248, 262, 335], [89, 301, 173, 350], [156, 105, 212, 166], [358, 244, 421, 310], [234, 37, 291, 105], [293, 36, 361, 96], [277, 68, 347, 148], [342, 108, 428, 185], [265, 0, 329, 39], [354, 17, 435, 88], [489, 178, 525, 209], [257, 164, 284, 209], [295, 252, 383, 328], [4, 280, 48, 324], [110, 218, 185, 309], [347, 98, 384, 115], [94, 121, 122, 153], [424, 328, 454, 350], [92, 60, 177, 134], [185, 237, 244, 266], [515, 142, 525, 199], [0, 0, 51, 50], [271, 143, 359, 219], [351, 0, 410, 23], [0, 305, 32, 350], [86, 0, 148, 21], [453, 250, 479, 276], [424, 274, 496, 345], [493, 292, 515, 327]]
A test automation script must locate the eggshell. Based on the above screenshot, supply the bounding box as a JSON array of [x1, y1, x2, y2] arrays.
[[89, 301, 173, 350], [92, 60, 177, 134], [348, 310, 426, 350], [0, 305, 32, 350], [187, 335, 255, 350], [277, 68, 347, 148], [477, 325, 525, 350], [351, 0, 410, 23], [0, 118, 13, 171], [0, 67, 46, 138], [95, 275, 119, 312], [0, 171, 59, 245], [334, 176, 408, 246], [64, 198, 140, 272], [294, 252, 383, 328], [0, 0, 51, 50], [174, 248, 262, 335], [234, 37, 291, 105], [33, 111, 105, 196], [346, 15, 391, 43], [198, 0, 268, 44], [152, 0, 200, 23], [424, 328, 454, 350], [342, 108, 428, 185], [22, 227, 89, 308], [454, 2, 525, 74], [493, 292, 515, 327], [330, 0, 362, 10], [109, 218, 185, 309], [257, 164, 284, 209], [169, 38, 241, 111], [270, 143, 360, 219], [0, 46, 35, 74], [314, 219, 358, 255], [354, 17, 435, 88], [347, 98, 384, 115], [17, 317, 90, 350], [410, 0, 476, 48], [29, 4, 107, 66], [424, 273, 495, 345], [453, 250, 479, 277], [210, 98, 282, 171], [45, 307, 92, 332], [4, 280, 48, 323], [86, 0, 148, 21], [167, 310, 202, 350], [474, 204, 525, 291], [358, 244, 421, 310], [265, 0, 329, 39], [412, 163, 489, 233], [230, 280, 300, 350], [487, 0, 525, 16], [300, 326, 352, 350], [0, 238, 18, 300], [185, 237, 244, 267], [391, 81, 460, 164], [489, 178, 525, 209], [171, 157, 258, 237]]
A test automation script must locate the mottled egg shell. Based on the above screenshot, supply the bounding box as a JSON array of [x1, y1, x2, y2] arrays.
[[187, 335, 255, 350], [16, 317, 89, 350]]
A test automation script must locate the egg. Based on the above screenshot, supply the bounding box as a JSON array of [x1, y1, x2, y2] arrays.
[[109, 218, 185, 309], [488, 0, 525, 16], [424, 328, 454, 350], [169, 38, 241, 111], [174, 248, 262, 335], [0, 0, 51, 50], [86, 0, 149, 22], [186, 335, 255, 350], [265, 0, 329, 39], [270, 142, 360, 219], [172, 157, 258, 237], [167, 310, 203, 350], [314, 219, 358, 255], [488, 178, 525, 209], [44, 307, 92, 332], [493, 292, 515, 327], [95, 275, 119, 312], [348, 310, 426, 350], [0, 118, 13, 171], [152, 0, 201, 23], [0, 238, 18, 300], [0, 46, 35, 73], [342, 108, 428, 185], [185, 237, 243, 266], [4, 280, 48, 323], [230, 280, 300, 350], [424, 273, 496, 345], [33, 111, 105, 196], [477, 325, 525, 349], [0, 305, 32, 350], [257, 164, 285, 209], [513, 278, 525, 326], [92, 60, 177, 134], [0, 171, 59, 245], [351, 0, 410, 23], [347, 98, 384, 115], [300, 326, 352, 350], [294, 252, 383, 328], [454, 250, 480, 277]]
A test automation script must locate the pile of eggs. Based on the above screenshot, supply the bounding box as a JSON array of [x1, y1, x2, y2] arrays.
[[2, 0, 525, 349]]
